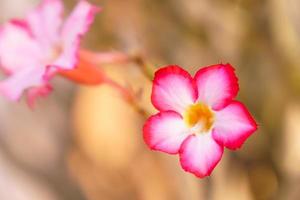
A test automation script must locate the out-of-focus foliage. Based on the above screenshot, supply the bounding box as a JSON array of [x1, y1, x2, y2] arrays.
[[1, 0, 300, 199]]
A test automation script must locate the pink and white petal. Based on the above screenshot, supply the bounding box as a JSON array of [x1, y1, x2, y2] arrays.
[[0, 22, 41, 74], [143, 111, 191, 154], [57, 0, 100, 70], [27, 0, 63, 47], [212, 101, 258, 150], [195, 63, 239, 110], [179, 134, 223, 178], [52, 49, 77, 70], [0, 67, 47, 101], [151, 65, 197, 114]]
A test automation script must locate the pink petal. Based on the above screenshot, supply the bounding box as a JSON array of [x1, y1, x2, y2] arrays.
[[0, 22, 41, 74], [179, 134, 223, 178], [55, 0, 100, 69], [194, 63, 239, 110], [143, 111, 191, 154], [0, 67, 46, 101], [27, 0, 63, 47], [151, 65, 197, 114], [212, 101, 258, 150]]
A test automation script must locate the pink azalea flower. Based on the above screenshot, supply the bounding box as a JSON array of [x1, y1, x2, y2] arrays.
[[143, 64, 258, 178], [0, 0, 100, 106]]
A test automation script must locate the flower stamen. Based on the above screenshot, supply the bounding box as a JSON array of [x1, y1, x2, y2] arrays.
[[183, 103, 214, 133]]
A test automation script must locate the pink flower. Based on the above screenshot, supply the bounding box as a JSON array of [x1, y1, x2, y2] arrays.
[[0, 0, 100, 106], [143, 64, 257, 178]]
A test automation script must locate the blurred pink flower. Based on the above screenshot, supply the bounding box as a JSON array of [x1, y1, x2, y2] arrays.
[[0, 0, 100, 106], [143, 64, 257, 178]]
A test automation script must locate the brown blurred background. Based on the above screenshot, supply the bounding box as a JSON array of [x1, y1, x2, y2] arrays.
[[1, 0, 300, 199]]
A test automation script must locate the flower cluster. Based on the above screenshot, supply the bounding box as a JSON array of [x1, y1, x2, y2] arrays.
[[143, 64, 257, 178], [0, 0, 258, 178], [0, 0, 100, 106]]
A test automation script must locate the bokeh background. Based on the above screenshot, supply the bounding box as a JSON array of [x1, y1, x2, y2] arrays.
[[1, 0, 300, 199]]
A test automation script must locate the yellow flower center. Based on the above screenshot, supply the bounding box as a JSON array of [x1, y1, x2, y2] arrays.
[[183, 103, 214, 133]]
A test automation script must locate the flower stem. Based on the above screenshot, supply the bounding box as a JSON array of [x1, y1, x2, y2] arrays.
[[76, 49, 153, 117], [129, 53, 155, 81], [80, 49, 155, 81], [104, 78, 150, 118]]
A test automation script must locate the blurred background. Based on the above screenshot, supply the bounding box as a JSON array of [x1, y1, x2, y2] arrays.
[[1, 0, 300, 199]]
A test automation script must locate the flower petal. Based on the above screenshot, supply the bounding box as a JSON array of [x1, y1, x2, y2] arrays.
[[195, 63, 239, 110], [0, 22, 41, 74], [55, 0, 100, 69], [179, 134, 223, 178], [143, 111, 191, 154], [151, 65, 197, 114], [212, 101, 258, 150], [0, 67, 46, 101], [27, 0, 63, 47]]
